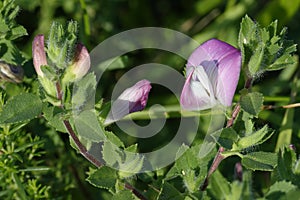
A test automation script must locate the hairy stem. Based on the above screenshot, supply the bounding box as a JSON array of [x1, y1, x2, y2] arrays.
[[201, 76, 252, 190], [200, 104, 240, 191], [200, 147, 225, 190], [63, 119, 102, 167], [54, 81, 147, 199]]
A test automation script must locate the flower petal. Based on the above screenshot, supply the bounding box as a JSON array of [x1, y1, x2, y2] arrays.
[[69, 43, 91, 80], [180, 67, 216, 110], [216, 50, 241, 106], [32, 34, 47, 77], [184, 39, 241, 108]]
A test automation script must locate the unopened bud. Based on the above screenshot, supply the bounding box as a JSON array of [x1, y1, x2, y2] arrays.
[[32, 34, 47, 77], [66, 43, 91, 81], [105, 79, 152, 125]]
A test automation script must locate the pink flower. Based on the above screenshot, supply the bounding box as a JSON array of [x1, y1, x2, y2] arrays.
[[105, 80, 152, 125], [32, 34, 48, 77], [180, 39, 241, 110], [67, 43, 91, 80]]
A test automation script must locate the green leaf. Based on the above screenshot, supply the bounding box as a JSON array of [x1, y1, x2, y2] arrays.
[[238, 15, 260, 72], [86, 166, 118, 192], [265, 181, 297, 199], [0, 0, 28, 40], [235, 125, 273, 150], [0, 40, 27, 65], [10, 26, 28, 40], [248, 44, 265, 76], [102, 141, 144, 176], [273, 147, 300, 184], [238, 15, 297, 78], [42, 104, 66, 132], [112, 190, 137, 200], [118, 153, 144, 178], [102, 141, 121, 167], [242, 111, 255, 136], [158, 181, 184, 200], [267, 52, 298, 71], [182, 169, 203, 193], [240, 92, 264, 116], [12, 173, 29, 200], [166, 144, 215, 179], [70, 73, 97, 111], [208, 170, 230, 199], [212, 128, 238, 149], [73, 109, 105, 142], [238, 15, 257, 52], [241, 152, 277, 171], [0, 93, 42, 124], [104, 130, 125, 148]]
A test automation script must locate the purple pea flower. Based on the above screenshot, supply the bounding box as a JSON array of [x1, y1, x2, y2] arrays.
[[180, 39, 241, 111], [104, 79, 152, 125]]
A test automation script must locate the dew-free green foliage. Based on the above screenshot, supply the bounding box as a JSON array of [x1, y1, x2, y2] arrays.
[[1, 0, 300, 199], [0, 93, 42, 124], [240, 92, 264, 116], [0, 0, 27, 65], [238, 15, 297, 78]]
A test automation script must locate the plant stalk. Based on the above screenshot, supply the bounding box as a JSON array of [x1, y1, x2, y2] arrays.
[[201, 76, 252, 190], [54, 81, 147, 199]]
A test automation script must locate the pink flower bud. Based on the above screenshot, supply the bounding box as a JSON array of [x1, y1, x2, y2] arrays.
[[105, 80, 152, 125], [68, 43, 91, 80], [32, 34, 48, 77]]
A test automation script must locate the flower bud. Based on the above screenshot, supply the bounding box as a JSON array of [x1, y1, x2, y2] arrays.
[[32, 34, 47, 77], [104, 79, 152, 125], [66, 43, 91, 81]]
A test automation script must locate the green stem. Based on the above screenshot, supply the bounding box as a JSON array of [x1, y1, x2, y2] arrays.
[[120, 105, 223, 121], [235, 95, 300, 102], [122, 95, 300, 121]]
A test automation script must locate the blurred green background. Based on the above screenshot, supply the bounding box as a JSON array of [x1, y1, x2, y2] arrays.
[[5, 0, 300, 199]]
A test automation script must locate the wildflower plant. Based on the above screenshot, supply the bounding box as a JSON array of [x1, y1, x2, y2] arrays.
[[0, 0, 300, 199]]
